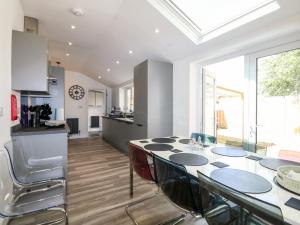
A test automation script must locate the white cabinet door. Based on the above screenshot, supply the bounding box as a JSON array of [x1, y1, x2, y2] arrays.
[[88, 92, 95, 106], [95, 92, 103, 107]]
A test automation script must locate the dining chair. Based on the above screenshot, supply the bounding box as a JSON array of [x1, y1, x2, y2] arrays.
[[191, 133, 216, 145], [153, 154, 207, 223], [0, 148, 68, 225], [197, 170, 285, 225], [126, 144, 185, 225], [4, 140, 64, 184]]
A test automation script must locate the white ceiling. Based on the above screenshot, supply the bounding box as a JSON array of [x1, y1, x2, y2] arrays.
[[21, 0, 300, 87]]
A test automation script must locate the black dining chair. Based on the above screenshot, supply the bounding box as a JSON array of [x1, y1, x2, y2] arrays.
[[197, 170, 285, 225], [191, 133, 216, 145], [153, 154, 228, 223]]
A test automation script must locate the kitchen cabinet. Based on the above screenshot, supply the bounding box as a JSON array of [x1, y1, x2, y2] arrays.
[[88, 91, 103, 107], [12, 30, 48, 91], [102, 117, 134, 154], [95, 92, 103, 106], [134, 60, 173, 139]]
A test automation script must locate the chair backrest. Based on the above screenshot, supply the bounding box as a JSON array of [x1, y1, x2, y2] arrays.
[[191, 133, 216, 145], [153, 154, 202, 214], [0, 148, 17, 216], [128, 144, 155, 182], [197, 171, 284, 225], [4, 140, 29, 183]]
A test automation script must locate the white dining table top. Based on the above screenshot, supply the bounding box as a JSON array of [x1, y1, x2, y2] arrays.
[[130, 137, 300, 225]]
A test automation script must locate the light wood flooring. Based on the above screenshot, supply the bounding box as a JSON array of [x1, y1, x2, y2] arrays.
[[67, 136, 207, 225]]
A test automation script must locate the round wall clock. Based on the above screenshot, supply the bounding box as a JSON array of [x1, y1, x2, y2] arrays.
[[69, 85, 85, 100]]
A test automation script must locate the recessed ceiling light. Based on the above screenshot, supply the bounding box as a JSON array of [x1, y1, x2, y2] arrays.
[[66, 53, 70, 56], [71, 25, 76, 29], [98, 75, 102, 79], [68, 42, 72, 46], [129, 50, 133, 55], [154, 28, 160, 34], [116, 60, 120, 64], [107, 68, 111, 72]]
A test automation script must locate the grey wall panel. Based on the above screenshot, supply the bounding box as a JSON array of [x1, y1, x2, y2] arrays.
[[147, 60, 173, 138], [134, 61, 148, 128]]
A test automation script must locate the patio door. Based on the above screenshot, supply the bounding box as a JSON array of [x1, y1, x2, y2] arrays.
[[202, 68, 216, 136], [248, 41, 300, 159]]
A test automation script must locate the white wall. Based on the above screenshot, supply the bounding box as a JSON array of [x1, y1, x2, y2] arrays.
[[0, 0, 24, 146], [173, 14, 300, 137], [65, 71, 112, 138]]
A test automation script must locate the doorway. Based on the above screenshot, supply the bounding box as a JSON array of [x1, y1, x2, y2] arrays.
[[203, 57, 245, 147], [88, 90, 105, 135]]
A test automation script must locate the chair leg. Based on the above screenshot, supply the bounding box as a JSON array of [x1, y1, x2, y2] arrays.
[[125, 193, 159, 225], [125, 193, 187, 225], [157, 213, 187, 225]]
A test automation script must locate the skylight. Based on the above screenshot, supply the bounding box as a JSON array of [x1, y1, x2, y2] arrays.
[[148, 0, 280, 44]]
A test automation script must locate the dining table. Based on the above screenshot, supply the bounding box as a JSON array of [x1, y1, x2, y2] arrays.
[[129, 136, 300, 225]]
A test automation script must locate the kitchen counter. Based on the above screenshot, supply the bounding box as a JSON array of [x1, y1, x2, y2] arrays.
[[11, 124, 70, 136], [102, 116, 134, 124]]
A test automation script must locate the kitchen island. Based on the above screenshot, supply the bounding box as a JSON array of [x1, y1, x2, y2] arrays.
[[102, 116, 145, 154], [11, 124, 69, 176]]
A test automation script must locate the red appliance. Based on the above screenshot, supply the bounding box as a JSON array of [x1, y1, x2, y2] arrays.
[[11, 94, 18, 121]]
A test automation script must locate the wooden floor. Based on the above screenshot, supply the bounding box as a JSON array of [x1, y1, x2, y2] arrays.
[[67, 136, 207, 225]]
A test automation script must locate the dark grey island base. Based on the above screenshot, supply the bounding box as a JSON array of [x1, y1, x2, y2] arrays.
[[102, 116, 145, 155], [11, 124, 70, 136]]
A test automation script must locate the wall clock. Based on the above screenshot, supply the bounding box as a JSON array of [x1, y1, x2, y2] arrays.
[[69, 85, 85, 100]]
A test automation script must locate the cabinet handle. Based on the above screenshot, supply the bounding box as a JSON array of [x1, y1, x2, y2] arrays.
[[136, 123, 143, 127]]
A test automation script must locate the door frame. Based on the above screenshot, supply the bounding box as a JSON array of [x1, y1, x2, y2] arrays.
[[201, 68, 216, 137], [245, 40, 300, 152]]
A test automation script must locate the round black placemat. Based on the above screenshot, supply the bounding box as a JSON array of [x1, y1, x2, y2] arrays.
[[144, 144, 173, 151], [179, 139, 191, 144], [152, 138, 176, 143], [210, 168, 272, 194], [211, 147, 247, 157], [169, 153, 208, 166], [259, 158, 300, 171], [273, 176, 300, 196]]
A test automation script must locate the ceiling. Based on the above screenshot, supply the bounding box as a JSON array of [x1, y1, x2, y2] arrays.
[[21, 0, 300, 87]]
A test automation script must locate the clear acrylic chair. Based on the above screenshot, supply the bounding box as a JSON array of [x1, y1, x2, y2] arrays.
[[4, 140, 64, 184], [126, 144, 185, 225], [0, 148, 68, 225], [153, 154, 209, 224], [197, 170, 285, 225]]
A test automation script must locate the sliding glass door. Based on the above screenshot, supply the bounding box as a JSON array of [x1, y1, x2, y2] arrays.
[[255, 48, 300, 160]]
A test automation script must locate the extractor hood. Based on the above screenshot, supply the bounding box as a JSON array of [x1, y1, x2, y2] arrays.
[[21, 90, 51, 98]]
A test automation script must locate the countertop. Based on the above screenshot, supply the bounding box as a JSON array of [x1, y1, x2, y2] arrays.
[[11, 124, 70, 136], [102, 116, 134, 124]]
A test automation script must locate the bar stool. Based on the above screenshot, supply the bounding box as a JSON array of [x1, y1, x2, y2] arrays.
[[197, 170, 284, 225], [0, 148, 68, 225], [126, 144, 185, 225], [4, 140, 64, 184]]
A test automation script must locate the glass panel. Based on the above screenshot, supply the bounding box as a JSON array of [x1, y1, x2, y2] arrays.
[[204, 57, 245, 147], [171, 0, 278, 33], [257, 48, 300, 161]]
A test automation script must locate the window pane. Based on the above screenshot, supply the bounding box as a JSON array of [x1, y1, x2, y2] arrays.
[[171, 0, 275, 33]]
